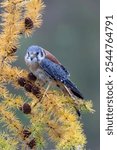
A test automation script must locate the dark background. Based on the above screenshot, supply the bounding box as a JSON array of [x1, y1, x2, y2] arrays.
[[1, 0, 100, 149]]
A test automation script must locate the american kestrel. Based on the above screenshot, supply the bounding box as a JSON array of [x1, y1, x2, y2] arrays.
[[25, 45, 84, 100]]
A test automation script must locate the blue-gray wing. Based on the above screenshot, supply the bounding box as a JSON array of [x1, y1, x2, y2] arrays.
[[40, 58, 84, 99], [40, 58, 69, 82]]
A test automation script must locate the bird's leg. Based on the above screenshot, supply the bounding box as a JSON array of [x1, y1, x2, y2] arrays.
[[42, 81, 52, 99], [37, 80, 47, 88]]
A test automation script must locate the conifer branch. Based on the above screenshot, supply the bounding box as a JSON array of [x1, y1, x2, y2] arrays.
[[0, 0, 94, 149]]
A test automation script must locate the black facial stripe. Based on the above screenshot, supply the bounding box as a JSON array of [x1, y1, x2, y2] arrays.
[[28, 52, 30, 56], [43, 50, 46, 56], [36, 52, 39, 55], [36, 55, 39, 61], [40, 51, 43, 57]]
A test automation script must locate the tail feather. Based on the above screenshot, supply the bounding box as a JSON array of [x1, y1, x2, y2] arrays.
[[64, 79, 84, 99]]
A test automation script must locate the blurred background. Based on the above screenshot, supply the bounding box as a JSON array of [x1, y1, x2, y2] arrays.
[[6, 0, 100, 149]]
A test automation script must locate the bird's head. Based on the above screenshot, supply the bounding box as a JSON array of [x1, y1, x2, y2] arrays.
[[25, 45, 46, 66]]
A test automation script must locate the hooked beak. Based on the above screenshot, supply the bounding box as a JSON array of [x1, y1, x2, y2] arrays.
[[30, 54, 36, 61], [30, 57, 33, 61]]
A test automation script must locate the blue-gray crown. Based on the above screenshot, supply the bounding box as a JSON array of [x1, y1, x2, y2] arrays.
[[27, 45, 43, 53]]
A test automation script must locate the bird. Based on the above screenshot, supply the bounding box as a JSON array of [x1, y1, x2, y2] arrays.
[[25, 45, 84, 100]]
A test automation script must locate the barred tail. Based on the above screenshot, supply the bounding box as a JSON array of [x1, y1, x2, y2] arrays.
[[64, 79, 84, 99]]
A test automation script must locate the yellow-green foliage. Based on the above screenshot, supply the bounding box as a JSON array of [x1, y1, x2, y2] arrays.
[[0, 0, 94, 149], [0, 133, 18, 150]]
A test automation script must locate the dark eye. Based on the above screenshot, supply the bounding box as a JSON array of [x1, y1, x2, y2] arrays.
[[36, 52, 39, 55]]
